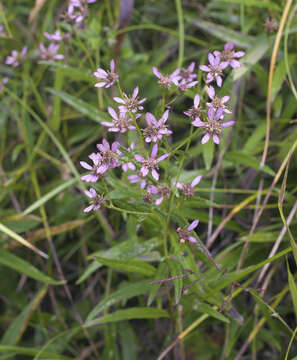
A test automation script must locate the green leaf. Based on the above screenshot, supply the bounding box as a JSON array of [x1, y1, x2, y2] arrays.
[[0, 345, 72, 359], [22, 179, 78, 216], [0, 250, 62, 285], [197, 303, 229, 323], [46, 88, 108, 124], [39, 61, 93, 82], [271, 56, 295, 101], [202, 139, 214, 171], [233, 35, 269, 81], [86, 280, 152, 322], [77, 238, 160, 284], [287, 262, 297, 318], [242, 123, 266, 154], [168, 259, 183, 305], [225, 151, 275, 176], [189, 19, 254, 48], [216, 0, 280, 11], [147, 262, 168, 306], [93, 256, 156, 277], [85, 307, 169, 327], [1, 286, 48, 345]]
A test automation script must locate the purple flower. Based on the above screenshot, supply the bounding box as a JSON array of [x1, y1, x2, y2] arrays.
[[206, 86, 231, 116], [175, 175, 202, 198], [176, 220, 199, 243], [153, 66, 181, 89], [113, 86, 146, 113], [5, 46, 27, 67], [96, 139, 122, 174], [127, 174, 147, 189], [134, 144, 169, 181], [101, 107, 136, 133], [214, 42, 245, 69], [192, 107, 234, 145], [80, 152, 101, 182], [94, 59, 118, 88], [177, 79, 198, 92], [0, 77, 8, 92], [143, 110, 172, 143], [180, 62, 197, 83], [200, 53, 228, 87], [84, 188, 106, 213], [147, 184, 170, 205], [184, 94, 203, 121], [122, 142, 136, 172], [65, 4, 85, 23], [0, 24, 6, 36], [44, 30, 63, 42], [39, 43, 64, 60]]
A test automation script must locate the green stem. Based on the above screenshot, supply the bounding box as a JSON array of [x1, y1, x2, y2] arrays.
[[175, 0, 184, 69]]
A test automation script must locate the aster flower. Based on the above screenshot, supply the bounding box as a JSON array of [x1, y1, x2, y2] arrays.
[[39, 43, 64, 60], [206, 86, 231, 116], [213, 42, 245, 69], [80, 152, 101, 182], [180, 62, 197, 83], [200, 53, 228, 87], [192, 107, 234, 145], [5, 46, 27, 67], [96, 139, 122, 174], [127, 174, 147, 189], [134, 144, 169, 181], [153, 67, 181, 89], [176, 220, 199, 243], [122, 142, 136, 172], [44, 30, 63, 42], [184, 94, 203, 121], [65, 4, 85, 23], [147, 184, 170, 205], [101, 107, 136, 133], [143, 110, 172, 143], [84, 188, 107, 213], [175, 175, 202, 198], [113, 86, 146, 113], [0, 77, 8, 92], [94, 59, 118, 88], [0, 24, 6, 36]]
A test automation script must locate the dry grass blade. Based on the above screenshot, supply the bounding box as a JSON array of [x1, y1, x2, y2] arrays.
[[28, 0, 47, 24], [0, 222, 48, 259]]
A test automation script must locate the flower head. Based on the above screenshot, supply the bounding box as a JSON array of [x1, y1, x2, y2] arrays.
[[39, 43, 64, 60], [94, 59, 118, 88], [175, 175, 202, 198], [184, 94, 203, 121], [192, 107, 234, 145], [44, 30, 63, 42], [113, 86, 146, 113], [176, 220, 199, 243], [177, 62, 198, 92], [147, 184, 170, 205], [143, 110, 172, 143], [0, 24, 6, 36], [80, 152, 101, 182], [84, 188, 106, 213], [153, 67, 181, 89], [101, 107, 136, 133], [134, 144, 169, 181], [127, 174, 147, 189], [213, 42, 245, 69], [200, 53, 228, 87], [96, 139, 122, 174], [206, 86, 231, 116], [5, 46, 27, 67]]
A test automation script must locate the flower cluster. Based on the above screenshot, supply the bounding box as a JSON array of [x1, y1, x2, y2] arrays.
[[79, 42, 244, 212], [64, 0, 97, 24]]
